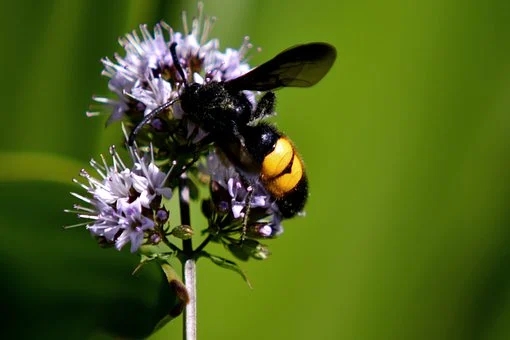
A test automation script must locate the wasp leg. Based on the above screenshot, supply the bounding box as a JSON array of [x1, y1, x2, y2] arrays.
[[252, 92, 276, 121], [129, 99, 176, 145], [240, 185, 254, 243]]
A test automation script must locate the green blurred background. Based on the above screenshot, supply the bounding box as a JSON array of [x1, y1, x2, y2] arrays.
[[1, 0, 510, 339]]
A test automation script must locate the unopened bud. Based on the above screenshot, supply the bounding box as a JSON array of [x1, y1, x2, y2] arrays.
[[171, 224, 194, 240]]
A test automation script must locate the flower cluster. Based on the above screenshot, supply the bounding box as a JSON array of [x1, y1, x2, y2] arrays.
[[68, 3, 285, 259], [88, 3, 255, 145], [200, 151, 283, 260], [66, 142, 174, 252], [204, 151, 283, 237]]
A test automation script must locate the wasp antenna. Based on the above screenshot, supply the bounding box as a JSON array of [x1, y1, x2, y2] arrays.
[[170, 42, 188, 86], [128, 99, 177, 145]]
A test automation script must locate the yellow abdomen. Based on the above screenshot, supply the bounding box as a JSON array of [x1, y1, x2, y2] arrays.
[[261, 137, 304, 198]]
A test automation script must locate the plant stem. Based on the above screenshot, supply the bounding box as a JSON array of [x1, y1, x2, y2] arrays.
[[194, 234, 213, 254], [183, 257, 197, 340], [179, 175, 192, 255], [179, 174, 196, 340]]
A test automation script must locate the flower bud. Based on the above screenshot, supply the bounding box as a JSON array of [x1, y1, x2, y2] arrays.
[[171, 225, 194, 240]]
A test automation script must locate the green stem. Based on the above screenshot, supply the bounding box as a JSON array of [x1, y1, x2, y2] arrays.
[[160, 233, 182, 253], [194, 233, 213, 254]]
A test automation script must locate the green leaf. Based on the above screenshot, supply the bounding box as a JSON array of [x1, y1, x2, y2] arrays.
[[201, 252, 252, 289], [227, 239, 271, 261]]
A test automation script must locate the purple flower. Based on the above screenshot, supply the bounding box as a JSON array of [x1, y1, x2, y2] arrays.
[[88, 4, 256, 127], [66, 142, 173, 252]]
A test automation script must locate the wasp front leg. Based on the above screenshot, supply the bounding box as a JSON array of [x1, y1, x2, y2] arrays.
[[252, 92, 276, 121]]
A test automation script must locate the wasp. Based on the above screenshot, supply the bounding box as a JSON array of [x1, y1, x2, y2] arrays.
[[130, 41, 336, 218]]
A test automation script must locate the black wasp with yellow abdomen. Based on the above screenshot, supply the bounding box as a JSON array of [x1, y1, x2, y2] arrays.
[[130, 42, 336, 218]]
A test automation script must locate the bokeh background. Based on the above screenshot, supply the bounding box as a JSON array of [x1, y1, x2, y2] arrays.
[[1, 0, 510, 339]]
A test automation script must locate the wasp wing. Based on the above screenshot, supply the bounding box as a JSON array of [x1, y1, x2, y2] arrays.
[[225, 42, 336, 91]]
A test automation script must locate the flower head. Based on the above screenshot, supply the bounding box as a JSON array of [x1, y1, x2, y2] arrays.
[[88, 3, 256, 155], [66, 142, 174, 253], [204, 151, 284, 243]]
